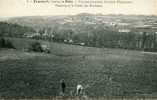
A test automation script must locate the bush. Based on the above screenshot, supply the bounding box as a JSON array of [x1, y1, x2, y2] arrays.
[[0, 38, 5, 47], [28, 42, 51, 53], [0, 38, 15, 49], [5, 40, 15, 48], [28, 42, 43, 52]]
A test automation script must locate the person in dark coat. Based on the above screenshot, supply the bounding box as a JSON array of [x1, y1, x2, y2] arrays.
[[60, 79, 66, 95]]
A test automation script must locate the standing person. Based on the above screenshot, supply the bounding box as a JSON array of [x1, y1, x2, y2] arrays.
[[60, 79, 66, 96]]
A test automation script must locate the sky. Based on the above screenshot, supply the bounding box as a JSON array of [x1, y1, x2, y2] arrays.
[[0, 0, 157, 17]]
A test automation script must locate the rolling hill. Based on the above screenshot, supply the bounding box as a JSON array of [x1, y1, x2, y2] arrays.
[[0, 38, 157, 97]]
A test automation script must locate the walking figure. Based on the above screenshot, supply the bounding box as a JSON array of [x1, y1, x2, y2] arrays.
[[60, 79, 66, 96]]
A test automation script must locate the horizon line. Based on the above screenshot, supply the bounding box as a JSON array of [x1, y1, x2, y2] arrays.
[[1, 13, 157, 19]]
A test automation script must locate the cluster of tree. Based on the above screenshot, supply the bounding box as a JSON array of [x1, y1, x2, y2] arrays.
[[28, 42, 50, 53], [1, 21, 157, 52], [0, 38, 15, 49], [0, 22, 35, 37], [31, 26, 157, 51]]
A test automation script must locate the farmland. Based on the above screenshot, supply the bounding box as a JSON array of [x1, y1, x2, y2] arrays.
[[0, 38, 157, 98]]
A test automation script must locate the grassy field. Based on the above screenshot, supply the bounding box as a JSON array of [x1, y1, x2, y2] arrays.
[[0, 38, 157, 98]]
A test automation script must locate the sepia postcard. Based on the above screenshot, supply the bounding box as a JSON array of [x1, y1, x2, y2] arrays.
[[0, 0, 157, 99]]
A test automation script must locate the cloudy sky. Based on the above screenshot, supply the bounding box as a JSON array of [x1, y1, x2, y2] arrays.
[[0, 0, 156, 17]]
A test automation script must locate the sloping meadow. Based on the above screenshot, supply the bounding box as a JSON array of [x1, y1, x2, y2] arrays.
[[0, 38, 157, 98]]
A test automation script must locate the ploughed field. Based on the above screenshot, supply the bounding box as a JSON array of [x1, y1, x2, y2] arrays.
[[0, 38, 157, 97]]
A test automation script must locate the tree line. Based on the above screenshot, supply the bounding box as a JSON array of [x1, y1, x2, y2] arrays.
[[0, 22, 35, 37], [0, 22, 157, 52]]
